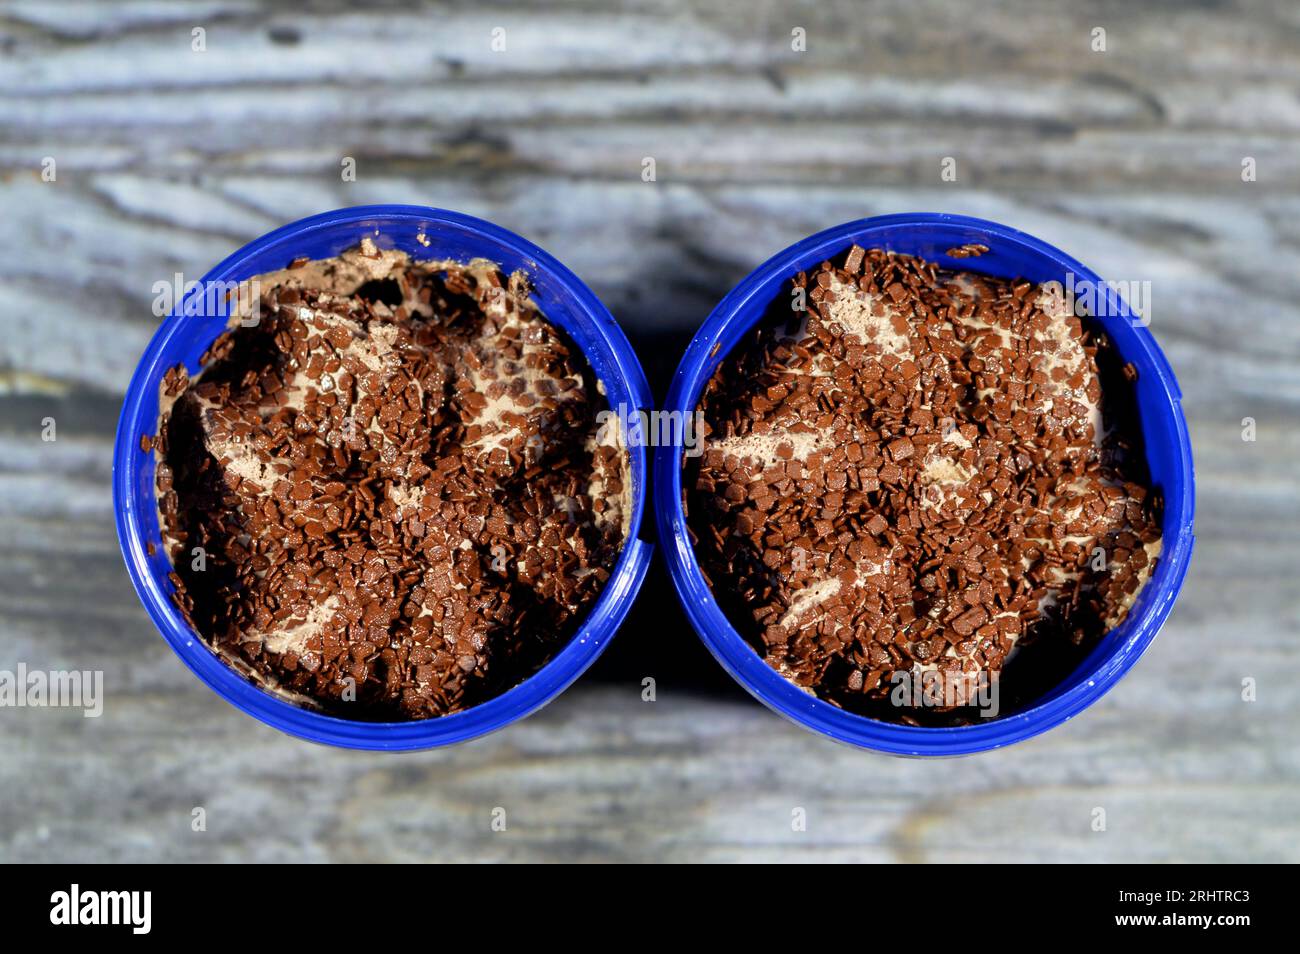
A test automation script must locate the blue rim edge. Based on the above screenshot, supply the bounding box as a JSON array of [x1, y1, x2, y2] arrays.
[[112, 205, 653, 751], [654, 213, 1196, 757]]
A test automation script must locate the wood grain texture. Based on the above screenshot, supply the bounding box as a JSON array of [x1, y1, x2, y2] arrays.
[[0, 0, 1297, 863]]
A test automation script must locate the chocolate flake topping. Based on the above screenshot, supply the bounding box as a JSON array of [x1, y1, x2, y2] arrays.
[[152, 240, 628, 719], [687, 246, 1162, 724]]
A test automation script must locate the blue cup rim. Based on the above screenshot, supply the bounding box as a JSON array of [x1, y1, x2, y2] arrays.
[[113, 204, 653, 750], [654, 212, 1195, 756]]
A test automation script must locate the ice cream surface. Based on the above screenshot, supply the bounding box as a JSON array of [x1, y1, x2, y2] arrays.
[[688, 245, 1162, 723], [151, 239, 629, 719]]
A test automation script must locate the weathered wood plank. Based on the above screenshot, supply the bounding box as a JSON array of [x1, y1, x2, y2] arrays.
[[0, 0, 1296, 863]]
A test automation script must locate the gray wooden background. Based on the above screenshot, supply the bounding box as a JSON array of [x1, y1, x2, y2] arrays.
[[1, 0, 1297, 863]]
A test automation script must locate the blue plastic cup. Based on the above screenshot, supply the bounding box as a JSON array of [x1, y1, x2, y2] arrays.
[[114, 205, 653, 750], [655, 213, 1195, 756]]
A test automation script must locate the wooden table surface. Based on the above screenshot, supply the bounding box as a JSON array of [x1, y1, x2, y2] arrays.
[[1, 0, 1297, 863]]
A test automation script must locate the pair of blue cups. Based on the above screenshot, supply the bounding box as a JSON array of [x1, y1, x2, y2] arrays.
[[113, 206, 1195, 756]]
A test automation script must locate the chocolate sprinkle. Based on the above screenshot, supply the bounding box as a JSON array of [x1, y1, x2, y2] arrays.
[[687, 247, 1162, 724], [153, 240, 628, 719]]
